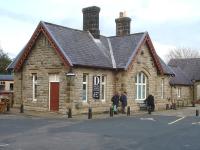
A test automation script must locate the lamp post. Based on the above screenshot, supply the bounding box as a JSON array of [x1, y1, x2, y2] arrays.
[[192, 79, 196, 107], [65, 69, 76, 118]]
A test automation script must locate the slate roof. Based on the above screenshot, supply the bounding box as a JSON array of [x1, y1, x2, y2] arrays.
[[169, 66, 193, 86], [158, 57, 174, 75], [8, 21, 148, 70], [108, 33, 145, 68], [0, 75, 13, 81], [168, 58, 200, 81]]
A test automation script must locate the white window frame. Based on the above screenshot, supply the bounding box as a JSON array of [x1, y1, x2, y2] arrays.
[[82, 74, 88, 102], [32, 74, 37, 101], [101, 75, 106, 101], [135, 72, 147, 102], [161, 78, 164, 99], [177, 88, 181, 98]]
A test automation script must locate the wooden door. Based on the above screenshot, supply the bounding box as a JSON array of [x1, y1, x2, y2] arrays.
[[50, 82, 59, 111]]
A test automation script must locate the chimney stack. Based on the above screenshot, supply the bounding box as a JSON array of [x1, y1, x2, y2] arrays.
[[115, 12, 131, 36], [82, 6, 100, 39]]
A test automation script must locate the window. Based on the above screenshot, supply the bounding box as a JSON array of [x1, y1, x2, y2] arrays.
[[101, 76, 106, 101], [161, 79, 164, 99], [32, 74, 37, 101], [0, 81, 5, 91], [82, 74, 88, 102], [10, 83, 13, 91], [135, 72, 147, 101], [177, 88, 181, 98]]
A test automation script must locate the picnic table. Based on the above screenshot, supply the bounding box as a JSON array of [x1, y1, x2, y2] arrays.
[[0, 98, 10, 113]]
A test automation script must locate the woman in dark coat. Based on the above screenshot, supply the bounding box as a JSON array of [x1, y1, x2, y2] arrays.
[[120, 92, 127, 114], [111, 92, 120, 114]]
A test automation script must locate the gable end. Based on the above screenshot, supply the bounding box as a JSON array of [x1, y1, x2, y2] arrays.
[[14, 22, 72, 71]]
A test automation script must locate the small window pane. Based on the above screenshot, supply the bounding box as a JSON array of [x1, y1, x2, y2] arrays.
[[83, 74, 86, 82], [102, 76, 104, 82], [82, 84, 86, 100], [101, 85, 104, 99]]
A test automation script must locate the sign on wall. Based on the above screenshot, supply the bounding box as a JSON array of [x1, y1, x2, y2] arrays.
[[93, 76, 100, 99]]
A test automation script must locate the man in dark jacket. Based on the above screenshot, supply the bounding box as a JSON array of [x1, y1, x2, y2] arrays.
[[120, 92, 127, 114], [145, 94, 155, 112], [111, 92, 120, 114]]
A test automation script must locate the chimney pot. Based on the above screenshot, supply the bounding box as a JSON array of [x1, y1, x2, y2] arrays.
[[115, 12, 131, 36], [82, 6, 100, 39]]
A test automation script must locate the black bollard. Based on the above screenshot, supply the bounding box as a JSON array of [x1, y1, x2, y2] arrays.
[[20, 104, 24, 113], [192, 101, 195, 107], [88, 107, 92, 119], [68, 108, 72, 118], [196, 109, 199, 116], [110, 107, 113, 117], [166, 104, 169, 110], [7, 103, 10, 112], [173, 103, 176, 110], [127, 106, 130, 116]]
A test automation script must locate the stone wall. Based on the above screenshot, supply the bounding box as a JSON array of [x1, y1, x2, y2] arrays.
[[114, 43, 169, 111], [14, 33, 69, 113], [71, 68, 115, 114], [171, 85, 192, 106], [14, 33, 193, 115]]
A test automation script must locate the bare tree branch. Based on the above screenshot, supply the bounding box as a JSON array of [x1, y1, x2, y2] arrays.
[[165, 47, 200, 62]]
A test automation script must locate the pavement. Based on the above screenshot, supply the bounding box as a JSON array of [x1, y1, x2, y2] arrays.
[[3, 104, 200, 119]]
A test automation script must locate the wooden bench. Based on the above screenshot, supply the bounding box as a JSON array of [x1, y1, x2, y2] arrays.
[[139, 103, 147, 111], [0, 101, 6, 113]]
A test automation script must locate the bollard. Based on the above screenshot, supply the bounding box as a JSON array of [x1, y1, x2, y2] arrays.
[[110, 107, 113, 117], [68, 108, 72, 118], [127, 106, 130, 116], [20, 104, 24, 113], [88, 107, 92, 119], [166, 104, 169, 110], [192, 102, 195, 107], [173, 103, 176, 110], [196, 109, 199, 116], [7, 103, 10, 112]]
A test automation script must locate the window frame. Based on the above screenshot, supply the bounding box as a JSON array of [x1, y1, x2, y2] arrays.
[[135, 72, 147, 102], [82, 74, 88, 102], [101, 75, 106, 101], [32, 74, 37, 101], [0, 81, 5, 91], [177, 87, 181, 98], [161, 78, 164, 99]]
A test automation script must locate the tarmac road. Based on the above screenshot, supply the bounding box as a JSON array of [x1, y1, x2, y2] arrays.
[[0, 112, 200, 150]]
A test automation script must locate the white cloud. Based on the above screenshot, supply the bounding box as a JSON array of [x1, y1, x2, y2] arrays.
[[153, 41, 176, 62]]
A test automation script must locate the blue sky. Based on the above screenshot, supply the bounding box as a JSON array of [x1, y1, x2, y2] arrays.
[[0, 0, 200, 61]]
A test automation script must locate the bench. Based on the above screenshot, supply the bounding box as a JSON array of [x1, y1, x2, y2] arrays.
[[139, 103, 147, 111], [0, 101, 6, 113], [0, 98, 10, 113]]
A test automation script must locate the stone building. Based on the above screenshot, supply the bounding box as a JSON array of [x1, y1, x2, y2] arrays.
[[8, 6, 197, 114]]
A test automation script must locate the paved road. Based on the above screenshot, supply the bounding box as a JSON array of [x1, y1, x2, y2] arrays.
[[0, 113, 200, 150]]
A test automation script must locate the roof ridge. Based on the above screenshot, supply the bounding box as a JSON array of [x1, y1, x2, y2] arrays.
[[42, 21, 87, 34], [107, 32, 146, 38]]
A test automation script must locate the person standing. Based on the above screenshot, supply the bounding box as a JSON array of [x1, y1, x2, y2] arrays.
[[111, 92, 120, 114], [120, 91, 127, 114]]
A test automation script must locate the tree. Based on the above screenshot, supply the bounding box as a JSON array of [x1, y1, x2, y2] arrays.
[[166, 47, 200, 62], [0, 48, 12, 74]]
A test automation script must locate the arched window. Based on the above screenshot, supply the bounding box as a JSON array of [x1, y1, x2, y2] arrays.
[[135, 72, 147, 101]]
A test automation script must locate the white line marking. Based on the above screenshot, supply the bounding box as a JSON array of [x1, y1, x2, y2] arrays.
[[0, 144, 9, 147], [192, 122, 200, 125], [140, 118, 156, 121], [168, 117, 185, 125]]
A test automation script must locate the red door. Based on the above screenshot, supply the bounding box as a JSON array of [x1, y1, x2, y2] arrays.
[[50, 82, 59, 111]]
